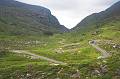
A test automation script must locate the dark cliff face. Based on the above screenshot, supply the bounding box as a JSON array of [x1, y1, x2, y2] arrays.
[[0, 0, 69, 35], [72, 1, 120, 31]]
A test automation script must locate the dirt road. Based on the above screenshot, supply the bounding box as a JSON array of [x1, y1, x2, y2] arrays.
[[89, 41, 110, 58], [11, 50, 67, 65]]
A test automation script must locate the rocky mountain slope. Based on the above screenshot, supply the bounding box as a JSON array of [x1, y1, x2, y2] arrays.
[[72, 1, 120, 32], [0, 0, 68, 35]]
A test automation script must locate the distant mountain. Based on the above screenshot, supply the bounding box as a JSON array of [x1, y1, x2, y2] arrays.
[[72, 1, 120, 32], [0, 0, 69, 35]]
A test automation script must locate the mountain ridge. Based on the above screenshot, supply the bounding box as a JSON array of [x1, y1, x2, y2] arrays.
[[0, 0, 69, 35], [72, 1, 120, 31]]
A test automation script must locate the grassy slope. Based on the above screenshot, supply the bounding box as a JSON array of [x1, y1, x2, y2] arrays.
[[0, 20, 120, 78], [0, 6, 65, 35]]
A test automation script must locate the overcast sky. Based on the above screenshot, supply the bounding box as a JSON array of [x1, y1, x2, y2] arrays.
[[16, 0, 120, 28]]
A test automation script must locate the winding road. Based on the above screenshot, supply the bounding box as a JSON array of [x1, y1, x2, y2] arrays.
[[11, 50, 67, 65], [10, 40, 109, 65], [89, 40, 110, 58]]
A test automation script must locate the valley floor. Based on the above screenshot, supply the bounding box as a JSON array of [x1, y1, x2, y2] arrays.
[[0, 21, 120, 79]]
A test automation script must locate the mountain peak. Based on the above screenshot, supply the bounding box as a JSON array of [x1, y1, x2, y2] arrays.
[[72, 1, 120, 31], [0, 0, 69, 35]]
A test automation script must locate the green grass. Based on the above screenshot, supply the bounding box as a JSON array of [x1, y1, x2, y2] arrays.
[[0, 51, 49, 69], [0, 20, 120, 79]]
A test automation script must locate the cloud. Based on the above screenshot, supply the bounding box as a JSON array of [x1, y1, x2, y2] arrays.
[[16, 0, 120, 28]]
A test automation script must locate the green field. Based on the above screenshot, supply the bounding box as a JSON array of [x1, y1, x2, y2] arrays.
[[0, 20, 120, 79]]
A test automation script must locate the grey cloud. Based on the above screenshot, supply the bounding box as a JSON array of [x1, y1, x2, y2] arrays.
[[44, 0, 81, 10]]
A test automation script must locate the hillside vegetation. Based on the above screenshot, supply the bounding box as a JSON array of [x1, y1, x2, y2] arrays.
[[0, 0, 120, 79], [0, 0, 68, 35], [72, 1, 120, 32]]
